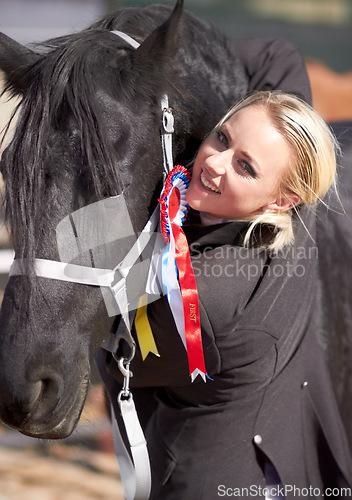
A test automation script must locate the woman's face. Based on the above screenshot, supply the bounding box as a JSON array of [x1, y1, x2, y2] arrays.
[[186, 104, 295, 220]]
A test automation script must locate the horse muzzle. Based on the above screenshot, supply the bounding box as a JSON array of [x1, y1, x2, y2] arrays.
[[0, 363, 90, 439]]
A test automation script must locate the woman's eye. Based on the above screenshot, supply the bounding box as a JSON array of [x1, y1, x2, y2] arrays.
[[240, 160, 257, 178], [216, 131, 228, 147]]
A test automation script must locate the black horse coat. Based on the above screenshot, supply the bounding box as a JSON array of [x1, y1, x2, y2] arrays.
[[97, 38, 352, 499]]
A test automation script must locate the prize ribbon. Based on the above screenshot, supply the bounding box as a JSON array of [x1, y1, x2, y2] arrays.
[[159, 165, 207, 382]]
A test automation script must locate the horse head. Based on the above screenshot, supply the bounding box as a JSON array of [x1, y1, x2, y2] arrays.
[[0, 0, 186, 438]]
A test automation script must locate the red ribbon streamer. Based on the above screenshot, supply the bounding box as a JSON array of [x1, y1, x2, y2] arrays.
[[171, 222, 207, 379]]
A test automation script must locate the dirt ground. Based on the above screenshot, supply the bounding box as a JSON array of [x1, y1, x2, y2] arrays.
[[0, 386, 125, 500]]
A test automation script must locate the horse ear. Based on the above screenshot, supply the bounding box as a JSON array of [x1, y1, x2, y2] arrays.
[[0, 33, 40, 93], [134, 0, 184, 70]]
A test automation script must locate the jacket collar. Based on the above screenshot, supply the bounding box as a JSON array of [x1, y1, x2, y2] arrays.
[[184, 210, 248, 250]]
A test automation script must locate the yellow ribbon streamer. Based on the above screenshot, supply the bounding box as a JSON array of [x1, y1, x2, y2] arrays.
[[135, 295, 160, 361]]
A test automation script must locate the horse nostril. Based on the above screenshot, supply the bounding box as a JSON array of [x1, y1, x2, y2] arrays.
[[5, 380, 43, 417], [24, 380, 43, 412], [29, 372, 63, 418], [0, 379, 44, 429]]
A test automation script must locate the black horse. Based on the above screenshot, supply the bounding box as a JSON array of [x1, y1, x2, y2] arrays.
[[0, 0, 248, 439]]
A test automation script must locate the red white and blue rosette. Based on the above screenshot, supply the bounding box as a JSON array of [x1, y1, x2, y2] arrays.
[[159, 165, 208, 382]]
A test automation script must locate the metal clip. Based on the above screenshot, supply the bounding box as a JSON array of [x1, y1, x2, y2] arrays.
[[162, 107, 174, 134], [117, 357, 133, 402]]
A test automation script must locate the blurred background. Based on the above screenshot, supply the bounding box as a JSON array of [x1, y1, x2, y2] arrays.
[[0, 1, 351, 498], [0, 0, 351, 72], [1, 0, 352, 122]]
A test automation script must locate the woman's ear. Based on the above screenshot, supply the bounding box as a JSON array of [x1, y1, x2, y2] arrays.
[[266, 192, 301, 212]]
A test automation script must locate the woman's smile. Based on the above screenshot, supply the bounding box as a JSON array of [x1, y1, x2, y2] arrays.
[[200, 171, 221, 194]]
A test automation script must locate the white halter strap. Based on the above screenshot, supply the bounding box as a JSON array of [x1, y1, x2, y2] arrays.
[[111, 30, 175, 179], [111, 30, 140, 49]]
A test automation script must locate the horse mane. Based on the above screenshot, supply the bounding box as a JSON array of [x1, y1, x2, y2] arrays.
[[1, 22, 179, 264]]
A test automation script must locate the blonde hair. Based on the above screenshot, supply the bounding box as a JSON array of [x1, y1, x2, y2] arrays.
[[215, 91, 338, 252]]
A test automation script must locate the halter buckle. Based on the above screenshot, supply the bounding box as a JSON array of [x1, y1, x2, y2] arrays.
[[162, 107, 174, 134]]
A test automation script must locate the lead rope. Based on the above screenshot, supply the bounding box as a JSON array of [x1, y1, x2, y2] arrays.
[[109, 30, 174, 500]]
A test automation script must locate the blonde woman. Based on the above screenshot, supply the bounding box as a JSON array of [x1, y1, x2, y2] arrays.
[[187, 91, 337, 252], [98, 92, 351, 499]]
